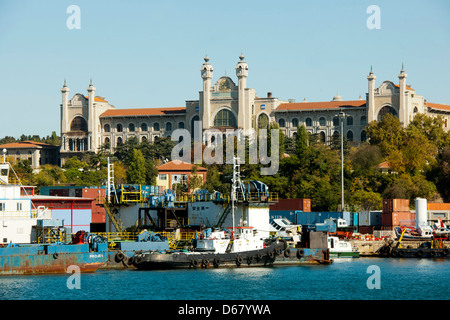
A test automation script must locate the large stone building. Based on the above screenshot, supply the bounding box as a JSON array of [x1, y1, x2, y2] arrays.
[[59, 55, 450, 163]]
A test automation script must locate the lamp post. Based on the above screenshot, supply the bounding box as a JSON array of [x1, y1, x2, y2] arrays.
[[336, 112, 348, 213]]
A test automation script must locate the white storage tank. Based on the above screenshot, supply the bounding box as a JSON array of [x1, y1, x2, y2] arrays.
[[415, 198, 427, 227]]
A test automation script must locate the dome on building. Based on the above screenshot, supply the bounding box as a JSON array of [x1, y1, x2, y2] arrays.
[[332, 94, 343, 101]]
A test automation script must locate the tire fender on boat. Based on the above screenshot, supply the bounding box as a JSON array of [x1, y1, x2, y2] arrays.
[[213, 258, 220, 268], [53, 253, 59, 259], [115, 251, 125, 263], [236, 256, 243, 267], [297, 249, 304, 259], [247, 256, 253, 265], [201, 258, 209, 268], [268, 250, 275, 259], [257, 252, 263, 260], [284, 249, 291, 258], [191, 259, 199, 268]]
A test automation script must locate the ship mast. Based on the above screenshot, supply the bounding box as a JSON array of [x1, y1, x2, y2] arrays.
[[231, 156, 244, 236]]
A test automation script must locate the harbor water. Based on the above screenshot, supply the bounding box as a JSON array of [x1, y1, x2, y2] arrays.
[[0, 258, 448, 300]]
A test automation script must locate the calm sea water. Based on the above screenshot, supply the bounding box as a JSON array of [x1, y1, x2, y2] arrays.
[[0, 258, 448, 301]]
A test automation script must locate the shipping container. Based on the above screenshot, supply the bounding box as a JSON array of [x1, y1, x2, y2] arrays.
[[382, 199, 410, 213], [359, 211, 382, 226], [427, 203, 450, 211], [382, 210, 415, 227], [269, 198, 311, 212]]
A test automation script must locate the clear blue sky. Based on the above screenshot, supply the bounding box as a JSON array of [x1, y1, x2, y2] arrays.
[[1, 0, 449, 138]]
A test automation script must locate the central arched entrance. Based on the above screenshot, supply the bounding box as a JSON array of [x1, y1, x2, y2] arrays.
[[214, 109, 237, 128], [377, 106, 398, 121]]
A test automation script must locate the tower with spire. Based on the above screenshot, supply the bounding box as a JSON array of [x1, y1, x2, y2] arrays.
[[367, 66, 376, 123], [200, 55, 213, 130], [236, 53, 250, 131]]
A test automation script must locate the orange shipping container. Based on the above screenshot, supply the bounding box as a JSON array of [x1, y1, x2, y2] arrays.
[[382, 210, 415, 227], [427, 203, 450, 211], [382, 199, 410, 213]]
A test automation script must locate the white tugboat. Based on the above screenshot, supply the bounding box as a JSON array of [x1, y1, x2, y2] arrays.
[[130, 157, 333, 269], [327, 236, 359, 258]]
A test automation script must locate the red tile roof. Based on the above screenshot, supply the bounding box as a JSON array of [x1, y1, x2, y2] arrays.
[[394, 84, 415, 91], [426, 102, 450, 112], [157, 160, 207, 172], [84, 96, 108, 102], [0, 141, 56, 149], [101, 107, 186, 117], [276, 100, 366, 111]]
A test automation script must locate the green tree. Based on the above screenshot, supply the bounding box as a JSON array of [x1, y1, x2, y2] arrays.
[[295, 125, 308, 160], [126, 149, 146, 184]]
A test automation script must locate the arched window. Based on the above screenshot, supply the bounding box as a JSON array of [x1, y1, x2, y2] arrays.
[[377, 106, 398, 121], [413, 106, 418, 113], [319, 117, 326, 126], [347, 116, 353, 126], [292, 118, 299, 128], [70, 116, 88, 132], [278, 118, 285, 128], [178, 122, 185, 129], [347, 130, 354, 142], [116, 124, 123, 132], [305, 118, 312, 127], [166, 122, 173, 132], [191, 115, 200, 131], [104, 137, 110, 144], [153, 122, 160, 131], [104, 124, 110, 132], [129, 123, 135, 132], [214, 109, 237, 128], [141, 136, 147, 142], [117, 137, 123, 145], [319, 131, 326, 143], [361, 130, 367, 142], [333, 116, 339, 127], [360, 116, 367, 126], [141, 123, 148, 132], [258, 113, 269, 129]]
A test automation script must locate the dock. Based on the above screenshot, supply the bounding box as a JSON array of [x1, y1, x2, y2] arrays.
[[350, 239, 450, 257]]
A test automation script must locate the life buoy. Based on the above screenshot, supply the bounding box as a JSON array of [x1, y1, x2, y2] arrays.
[[53, 253, 59, 259], [297, 249, 304, 259], [284, 249, 291, 258]]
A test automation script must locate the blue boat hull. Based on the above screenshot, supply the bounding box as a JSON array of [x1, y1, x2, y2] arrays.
[[0, 243, 108, 275]]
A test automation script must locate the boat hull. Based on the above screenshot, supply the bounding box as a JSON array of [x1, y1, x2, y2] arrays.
[[131, 243, 332, 270], [330, 251, 359, 258], [0, 243, 108, 275]]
